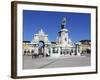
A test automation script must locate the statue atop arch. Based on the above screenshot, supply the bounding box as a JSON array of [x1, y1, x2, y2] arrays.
[[61, 17, 67, 29]]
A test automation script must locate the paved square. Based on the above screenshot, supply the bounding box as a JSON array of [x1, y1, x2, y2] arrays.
[[23, 55, 90, 69]]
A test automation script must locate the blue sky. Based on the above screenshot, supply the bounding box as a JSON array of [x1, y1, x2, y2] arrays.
[[23, 10, 91, 43]]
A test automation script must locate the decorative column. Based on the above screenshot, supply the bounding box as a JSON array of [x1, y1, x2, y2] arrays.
[[58, 47, 61, 55], [75, 42, 81, 56], [72, 47, 75, 56], [50, 47, 53, 56]]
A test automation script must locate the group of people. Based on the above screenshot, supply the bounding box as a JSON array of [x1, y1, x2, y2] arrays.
[[31, 47, 50, 58]]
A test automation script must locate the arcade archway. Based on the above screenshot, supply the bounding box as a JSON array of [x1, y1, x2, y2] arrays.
[[38, 41, 45, 56]]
